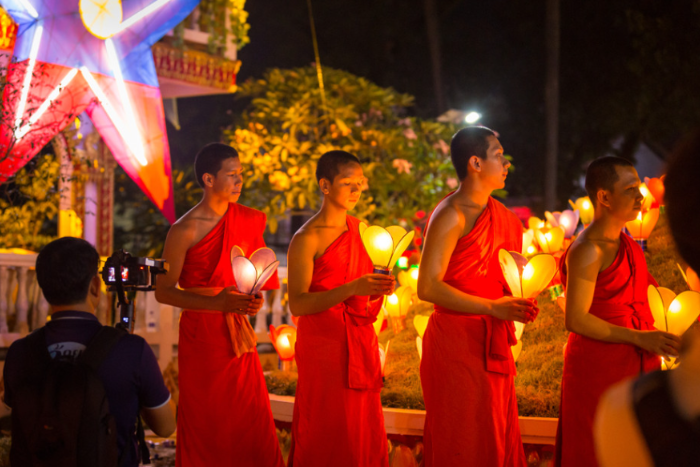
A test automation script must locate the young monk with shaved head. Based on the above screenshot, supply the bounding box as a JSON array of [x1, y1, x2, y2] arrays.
[[418, 127, 537, 467], [287, 150, 395, 467], [554, 156, 681, 467], [156, 143, 284, 467]]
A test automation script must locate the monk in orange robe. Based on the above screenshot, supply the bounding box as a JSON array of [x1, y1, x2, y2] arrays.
[[156, 143, 284, 467], [287, 150, 395, 467], [417, 127, 537, 467], [554, 156, 681, 467]]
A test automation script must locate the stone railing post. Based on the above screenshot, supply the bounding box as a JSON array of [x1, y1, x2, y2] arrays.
[[0, 266, 9, 333], [14, 266, 30, 334]]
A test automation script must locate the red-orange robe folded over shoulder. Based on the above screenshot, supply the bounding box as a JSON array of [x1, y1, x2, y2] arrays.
[[555, 233, 660, 467], [289, 215, 388, 467], [176, 203, 284, 467], [421, 196, 527, 467]]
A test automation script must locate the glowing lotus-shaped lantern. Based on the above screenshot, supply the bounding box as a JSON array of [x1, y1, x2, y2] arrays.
[[385, 286, 412, 333], [678, 265, 700, 292], [534, 226, 565, 254], [528, 216, 546, 230], [522, 229, 536, 256], [378, 341, 391, 376], [269, 324, 297, 370], [416, 336, 423, 361], [569, 197, 595, 226], [397, 267, 419, 291], [648, 285, 700, 370], [645, 176, 665, 207], [499, 250, 558, 300], [625, 208, 659, 251], [546, 210, 580, 239], [373, 308, 387, 336], [359, 224, 415, 274], [638, 183, 655, 212], [511, 340, 523, 361], [413, 314, 429, 339], [231, 246, 279, 295]]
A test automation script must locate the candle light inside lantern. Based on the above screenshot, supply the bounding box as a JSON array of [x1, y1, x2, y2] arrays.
[[648, 284, 700, 369], [359, 224, 415, 275]]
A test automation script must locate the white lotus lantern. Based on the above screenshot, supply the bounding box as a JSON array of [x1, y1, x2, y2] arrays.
[[231, 246, 279, 295]]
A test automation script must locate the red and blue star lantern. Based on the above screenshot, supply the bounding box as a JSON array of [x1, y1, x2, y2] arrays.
[[0, 0, 200, 222]]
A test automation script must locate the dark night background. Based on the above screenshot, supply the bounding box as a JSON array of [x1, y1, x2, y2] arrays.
[[166, 0, 700, 209]]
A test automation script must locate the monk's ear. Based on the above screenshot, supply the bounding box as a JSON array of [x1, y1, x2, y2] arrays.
[[203, 173, 216, 188], [468, 155, 482, 173], [319, 178, 331, 195], [597, 189, 612, 210]]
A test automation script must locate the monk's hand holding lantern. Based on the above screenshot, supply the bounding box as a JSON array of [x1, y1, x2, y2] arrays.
[[231, 246, 280, 295], [648, 285, 700, 370], [359, 223, 414, 275]]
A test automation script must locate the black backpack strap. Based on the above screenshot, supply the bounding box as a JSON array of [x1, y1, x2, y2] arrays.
[[136, 417, 151, 466], [78, 326, 127, 371]]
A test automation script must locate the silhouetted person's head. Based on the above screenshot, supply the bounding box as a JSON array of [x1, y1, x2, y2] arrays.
[[666, 130, 700, 272], [450, 126, 510, 190], [36, 237, 100, 307], [194, 143, 243, 202], [316, 150, 364, 211]]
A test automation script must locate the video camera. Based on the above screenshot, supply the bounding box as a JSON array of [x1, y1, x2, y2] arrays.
[[100, 250, 168, 333]]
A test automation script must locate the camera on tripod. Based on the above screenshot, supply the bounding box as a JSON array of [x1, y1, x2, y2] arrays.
[[100, 250, 168, 332]]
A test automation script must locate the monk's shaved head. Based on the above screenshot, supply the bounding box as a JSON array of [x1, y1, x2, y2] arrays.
[[584, 156, 635, 207], [194, 143, 239, 187], [450, 126, 497, 180], [666, 130, 700, 272], [315, 150, 361, 184]]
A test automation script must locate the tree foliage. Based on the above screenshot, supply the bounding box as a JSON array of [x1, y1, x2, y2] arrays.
[[226, 66, 468, 233]]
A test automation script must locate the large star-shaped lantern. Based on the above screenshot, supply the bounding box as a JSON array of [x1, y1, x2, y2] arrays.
[[0, 0, 199, 222]]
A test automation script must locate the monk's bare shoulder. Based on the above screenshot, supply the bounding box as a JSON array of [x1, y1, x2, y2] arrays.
[[428, 197, 467, 234], [567, 235, 604, 271], [167, 204, 219, 251], [289, 220, 320, 257]]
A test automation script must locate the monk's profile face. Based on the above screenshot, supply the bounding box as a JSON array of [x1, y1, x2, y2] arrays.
[[324, 162, 365, 211], [209, 156, 244, 203], [473, 135, 510, 190], [604, 165, 644, 222]]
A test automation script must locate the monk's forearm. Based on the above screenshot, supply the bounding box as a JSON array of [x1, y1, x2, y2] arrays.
[[567, 312, 639, 345], [418, 280, 493, 316], [155, 286, 222, 312], [289, 281, 356, 316]]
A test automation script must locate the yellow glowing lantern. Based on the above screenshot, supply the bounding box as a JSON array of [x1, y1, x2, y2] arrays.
[[397, 256, 409, 269], [413, 314, 429, 339], [511, 340, 523, 361], [677, 264, 700, 293], [373, 309, 386, 336], [385, 286, 412, 333], [416, 336, 423, 361], [499, 250, 558, 299], [528, 216, 546, 230], [269, 324, 297, 362], [645, 176, 665, 206], [556, 293, 566, 313], [407, 267, 419, 292], [80, 0, 123, 40], [359, 223, 415, 274], [378, 341, 391, 376], [522, 229, 535, 256], [638, 183, 655, 212], [648, 285, 700, 370], [625, 208, 659, 251], [569, 197, 594, 225], [534, 226, 565, 254]]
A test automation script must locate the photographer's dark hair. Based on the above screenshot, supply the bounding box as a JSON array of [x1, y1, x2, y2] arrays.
[[450, 126, 497, 180], [194, 143, 239, 188], [584, 156, 634, 208], [315, 150, 361, 184], [666, 130, 700, 272], [36, 237, 100, 306]]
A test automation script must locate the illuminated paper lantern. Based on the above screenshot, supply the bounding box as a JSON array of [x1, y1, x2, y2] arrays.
[[556, 294, 566, 313], [625, 208, 659, 251], [416, 336, 423, 361], [528, 216, 546, 230], [378, 341, 391, 376], [499, 250, 558, 299], [534, 226, 565, 254], [550, 210, 580, 239], [511, 340, 523, 362], [569, 197, 595, 225], [522, 229, 536, 256], [373, 309, 386, 336], [677, 264, 700, 293], [269, 324, 297, 362], [385, 286, 412, 333], [359, 224, 415, 274], [648, 285, 700, 370], [638, 183, 655, 212], [645, 176, 665, 206], [407, 267, 419, 292], [231, 246, 279, 295], [413, 314, 429, 339]]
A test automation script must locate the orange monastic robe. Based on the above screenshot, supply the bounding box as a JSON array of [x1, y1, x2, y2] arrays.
[[555, 233, 660, 467], [176, 203, 284, 467], [421, 196, 526, 467], [289, 215, 388, 467]]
